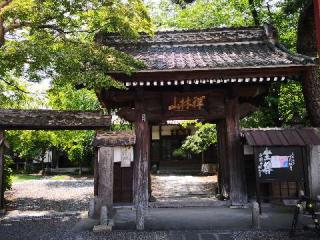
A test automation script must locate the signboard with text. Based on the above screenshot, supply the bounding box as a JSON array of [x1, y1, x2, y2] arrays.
[[254, 146, 305, 182], [163, 93, 208, 117]]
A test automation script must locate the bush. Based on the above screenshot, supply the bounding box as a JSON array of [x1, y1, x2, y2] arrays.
[[24, 162, 35, 174], [4, 155, 13, 191], [172, 148, 187, 160]]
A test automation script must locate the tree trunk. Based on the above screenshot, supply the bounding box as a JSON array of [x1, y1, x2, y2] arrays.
[[0, 18, 5, 47], [302, 67, 320, 126], [297, 2, 320, 126], [0, 131, 5, 210], [248, 0, 260, 25], [297, 2, 317, 56]]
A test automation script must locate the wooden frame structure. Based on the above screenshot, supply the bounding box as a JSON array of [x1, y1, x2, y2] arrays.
[[0, 109, 111, 211], [96, 25, 318, 230]]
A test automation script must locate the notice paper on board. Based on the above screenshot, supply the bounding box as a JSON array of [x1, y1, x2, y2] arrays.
[[271, 156, 289, 168]]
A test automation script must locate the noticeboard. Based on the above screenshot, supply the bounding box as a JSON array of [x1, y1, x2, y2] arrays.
[[254, 146, 305, 182]]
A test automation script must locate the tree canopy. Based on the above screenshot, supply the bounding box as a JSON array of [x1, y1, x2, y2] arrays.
[[180, 121, 217, 154], [0, 0, 152, 97], [0, 0, 152, 171]]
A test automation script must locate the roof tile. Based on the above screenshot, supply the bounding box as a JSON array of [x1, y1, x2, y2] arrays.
[[97, 26, 315, 71]]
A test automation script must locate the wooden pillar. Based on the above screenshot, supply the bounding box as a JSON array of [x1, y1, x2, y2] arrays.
[[225, 94, 247, 205], [0, 131, 5, 210], [98, 147, 114, 215], [217, 120, 230, 198], [134, 101, 150, 230]]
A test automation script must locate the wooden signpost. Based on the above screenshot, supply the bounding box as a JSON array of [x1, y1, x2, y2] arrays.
[[254, 146, 306, 212]]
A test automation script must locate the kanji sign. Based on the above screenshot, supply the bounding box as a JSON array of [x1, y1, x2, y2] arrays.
[[255, 146, 304, 182], [168, 96, 206, 111], [257, 147, 295, 178]]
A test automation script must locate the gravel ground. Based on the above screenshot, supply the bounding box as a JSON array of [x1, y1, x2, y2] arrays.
[[1, 178, 319, 240], [0, 216, 319, 240], [5, 175, 218, 212], [5, 178, 94, 212]]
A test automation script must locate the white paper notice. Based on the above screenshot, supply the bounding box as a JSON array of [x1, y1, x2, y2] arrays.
[[121, 146, 133, 167], [271, 156, 289, 168]]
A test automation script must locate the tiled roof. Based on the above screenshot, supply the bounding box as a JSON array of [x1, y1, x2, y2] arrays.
[[242, 128, 320, 146], [0, 109, 111, 130], [96, 26, 315, 71]]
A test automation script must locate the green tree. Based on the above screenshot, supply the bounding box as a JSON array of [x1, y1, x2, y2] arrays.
[[47, 84, 101, 174], [0, 0, 152, 176], [148, 0, 254, 29], [6, 130, 53, 172], [180, 121, 217, 154], [4, 155, 13, 190], [0, 0, 152, 97]]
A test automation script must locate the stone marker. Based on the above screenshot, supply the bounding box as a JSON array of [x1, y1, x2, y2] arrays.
[[93, 224, 112, 233], [92, 206, 113, 233], [88, 199, 95, 218], [252, 201, 261, 229], [100, 206, 108, 225]]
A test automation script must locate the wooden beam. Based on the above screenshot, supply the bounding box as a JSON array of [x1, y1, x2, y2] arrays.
[[225, 94, 247, 205], [0, 109, 111, 130], [0, 131, 4, 210], [110, 65, 309, 83], [314, 0, 320, 57], [98, 147, 114, 216], [133, 101, 150, 230], [93, 131, 136, 147], [118, 107, 225, 123]]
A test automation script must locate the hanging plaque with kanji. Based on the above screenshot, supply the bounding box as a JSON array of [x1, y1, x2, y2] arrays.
[[168, 95, 206, 111]]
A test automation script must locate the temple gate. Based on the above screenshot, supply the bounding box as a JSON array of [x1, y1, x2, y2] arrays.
[[95, 25, 317, 229]]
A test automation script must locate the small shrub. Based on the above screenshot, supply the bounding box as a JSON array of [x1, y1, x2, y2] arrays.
[[172, 148, 187, 160], [4, 155, 13, 191]]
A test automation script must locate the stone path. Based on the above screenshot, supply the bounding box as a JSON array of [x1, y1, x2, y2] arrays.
[[151, 174, 218, 202]]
